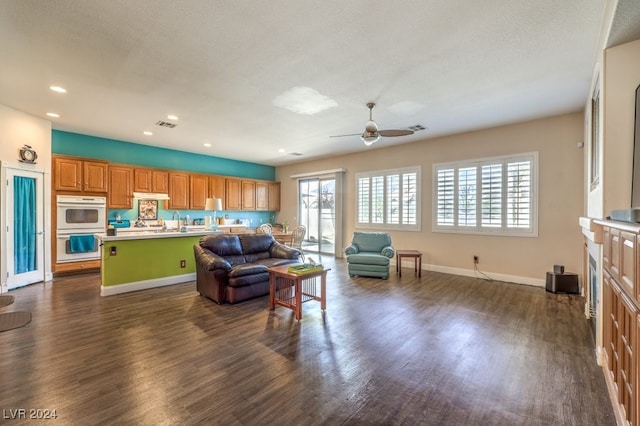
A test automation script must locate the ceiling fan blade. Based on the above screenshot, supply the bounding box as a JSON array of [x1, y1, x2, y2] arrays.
[[379, 129, 414, 137], [329, 133, 361, 138]]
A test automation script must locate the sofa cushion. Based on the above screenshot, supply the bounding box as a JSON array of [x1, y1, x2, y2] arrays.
[[200, 234, 243, 256], [255, 257, 300, 268], [239, 234, 275, 254], [347, 252, 391, 266], [228, 272, 270, 288], [229, 263, 268, 278], [244, 251, 271, 263]]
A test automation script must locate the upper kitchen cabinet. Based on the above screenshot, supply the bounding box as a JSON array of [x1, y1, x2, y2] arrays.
[[209, 175, 226, 208], [241, 180, 256, 210], [225, 178, 242, 210], [268, 182, 281, 211], [256, 182, 269, 211], [108, 165, 133, 209], [189, 174, 209, 210], [134, 168, 168, 193], [53, 156, 108, 193], [168, 172, 189, 210]]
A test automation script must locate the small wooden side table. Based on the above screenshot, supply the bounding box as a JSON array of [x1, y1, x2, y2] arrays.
[[268, 265, 330, 320], [396, 250, 422, 277]]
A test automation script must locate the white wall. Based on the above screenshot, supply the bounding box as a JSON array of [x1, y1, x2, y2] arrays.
[[0, 104, 52, 288], [277, 112, 585, 286]]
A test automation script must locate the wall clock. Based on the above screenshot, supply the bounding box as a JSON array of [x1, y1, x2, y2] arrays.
[[18, 145, 37, 164]]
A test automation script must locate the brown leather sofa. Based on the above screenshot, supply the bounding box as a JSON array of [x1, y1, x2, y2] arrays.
[[194, 233, 302, 304]]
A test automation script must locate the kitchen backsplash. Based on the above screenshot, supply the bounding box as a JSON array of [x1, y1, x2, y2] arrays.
[[108, 206, 275, 227]]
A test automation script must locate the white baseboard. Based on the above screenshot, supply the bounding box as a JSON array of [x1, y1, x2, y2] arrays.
[[101, 273, 195, 296], [396, 259, 545, 288]]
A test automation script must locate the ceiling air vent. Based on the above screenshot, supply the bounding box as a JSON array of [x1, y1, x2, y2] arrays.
[[409, 124, 427, 132], [156, 120, 177, 128], [289, 152, 304, 156]]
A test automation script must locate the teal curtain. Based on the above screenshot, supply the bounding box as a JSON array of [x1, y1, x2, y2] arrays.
[[14, 176, 36, 274]]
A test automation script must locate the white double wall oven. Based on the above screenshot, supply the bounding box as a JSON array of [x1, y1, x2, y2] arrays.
[[56, 195, 106, 263]]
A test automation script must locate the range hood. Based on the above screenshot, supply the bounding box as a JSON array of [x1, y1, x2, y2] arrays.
[[132, 192, 170, 200]]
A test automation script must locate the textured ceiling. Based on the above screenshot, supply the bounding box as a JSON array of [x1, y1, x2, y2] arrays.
[[0, 0, 623, 166]]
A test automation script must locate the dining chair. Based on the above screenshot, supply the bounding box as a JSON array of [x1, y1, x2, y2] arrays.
[[290, 225, 306, 261], [257, 223, 273, 235]]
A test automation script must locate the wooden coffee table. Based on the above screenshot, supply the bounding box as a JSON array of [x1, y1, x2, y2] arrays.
[[268, 265, 330, 320], [396, 250, 422, 277]]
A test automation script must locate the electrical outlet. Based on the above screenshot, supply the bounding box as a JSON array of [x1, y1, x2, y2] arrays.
[[110, 246, 117, 256], [473, 255, 479, 264], [180, 260, 186, 268]]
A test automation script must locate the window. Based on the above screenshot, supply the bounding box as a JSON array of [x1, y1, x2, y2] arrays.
[[590, 82, 600, 188], [356, 166, 420, 231], [433, 153, 537, 236]]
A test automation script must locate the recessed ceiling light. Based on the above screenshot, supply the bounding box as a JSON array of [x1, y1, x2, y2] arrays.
[[49, 86, 66, 93], [143, 131, 153, 136], [167, 115, 179, 121], [203, 143, 212, 147], [278, 149, 285, 153], [46, 112, 60, 118]]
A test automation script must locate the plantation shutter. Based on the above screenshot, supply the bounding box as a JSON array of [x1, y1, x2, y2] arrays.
[[371, 176, 384, 224], [507, 160, 531, 228], [357, 177, 370, 224], [437, 168, 455, 226], [402, 172, 417, 225], [458, 167, 476, 227], [387, 174, 400, 224], [481, 164, 502, 227]]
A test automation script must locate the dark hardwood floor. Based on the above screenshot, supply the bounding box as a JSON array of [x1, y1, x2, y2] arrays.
[[0, 256, 615, 425]]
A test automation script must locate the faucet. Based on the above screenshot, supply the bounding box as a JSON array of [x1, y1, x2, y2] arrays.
[[172, 211, 180, 230]]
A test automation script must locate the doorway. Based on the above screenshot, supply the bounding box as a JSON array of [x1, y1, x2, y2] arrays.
[[2, 166, 46, 290], [298, 178, 336, 256]]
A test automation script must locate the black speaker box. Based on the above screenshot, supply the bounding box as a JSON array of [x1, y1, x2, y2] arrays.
[[546, 272, 579, 294]]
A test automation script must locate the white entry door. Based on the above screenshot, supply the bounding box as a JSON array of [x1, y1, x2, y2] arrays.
[[4, 167, 45, 289]]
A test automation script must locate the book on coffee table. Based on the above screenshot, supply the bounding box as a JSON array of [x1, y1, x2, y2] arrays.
[[288, 264, 324, 275]]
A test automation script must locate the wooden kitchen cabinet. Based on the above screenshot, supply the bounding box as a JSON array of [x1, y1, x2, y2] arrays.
[[241, 180, 256, 210], [189, 174, 209, 210], [268, 182, 281, 211], [209, 175, 226, 208], [256, 182, 269, 211], [134, 168, 168, 193], [108, 165, 134, 209], [168, 172, 189, 210], [53, 156, 108, 193], [225, 178, 242, 210], [599, 221, 640, 425]]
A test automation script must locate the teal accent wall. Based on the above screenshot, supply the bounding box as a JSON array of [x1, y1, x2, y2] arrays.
[[52, 130, 275, 180], [53, 130, 277, 225]]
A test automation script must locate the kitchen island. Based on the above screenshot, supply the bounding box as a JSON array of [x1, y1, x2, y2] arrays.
[[97, 228, 223, 296]]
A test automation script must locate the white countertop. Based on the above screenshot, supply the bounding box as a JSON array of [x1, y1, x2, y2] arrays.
[[97, 228, 224, 241]]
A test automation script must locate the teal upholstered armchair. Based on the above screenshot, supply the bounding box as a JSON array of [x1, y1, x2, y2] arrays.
[[344, 232, 395, 279]]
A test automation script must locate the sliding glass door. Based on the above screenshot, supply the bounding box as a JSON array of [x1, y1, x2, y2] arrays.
[[298, 178, 336, 256]]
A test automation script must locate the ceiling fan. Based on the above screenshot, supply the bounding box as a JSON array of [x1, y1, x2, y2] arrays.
[[330, 102, 414, 146]]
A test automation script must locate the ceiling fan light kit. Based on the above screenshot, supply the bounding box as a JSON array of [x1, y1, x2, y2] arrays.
[[361, 133, 380, 146]]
